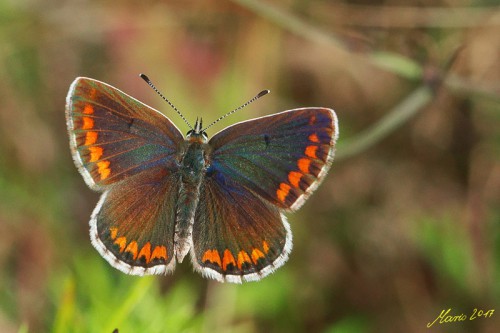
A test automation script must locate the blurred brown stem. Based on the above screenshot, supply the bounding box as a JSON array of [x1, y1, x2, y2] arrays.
[[232, 0, 500, 101], [231, 0, 347, 54]]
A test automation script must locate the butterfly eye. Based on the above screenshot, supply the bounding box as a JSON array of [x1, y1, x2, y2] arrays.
[[186, 129, 208, 141]]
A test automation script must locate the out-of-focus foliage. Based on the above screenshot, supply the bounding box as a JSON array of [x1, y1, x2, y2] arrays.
[[0, 0, 499, 332]]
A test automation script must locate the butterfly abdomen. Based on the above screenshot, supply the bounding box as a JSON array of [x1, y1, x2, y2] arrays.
[[174, 140, 207, 262]]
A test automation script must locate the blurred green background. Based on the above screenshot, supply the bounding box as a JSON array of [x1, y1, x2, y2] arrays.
[[0, 0, 499, 332]]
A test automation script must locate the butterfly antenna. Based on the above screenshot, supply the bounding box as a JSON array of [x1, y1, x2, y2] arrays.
[[140, 74, 193, 130], [202, 89, 270, 132]]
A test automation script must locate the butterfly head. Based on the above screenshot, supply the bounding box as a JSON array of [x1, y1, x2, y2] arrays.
[[187, 117, 208, 142]]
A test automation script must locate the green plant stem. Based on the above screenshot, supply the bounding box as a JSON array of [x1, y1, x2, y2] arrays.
[[52, 278, 76, 333], [336, 85, 433, 161], [103, 277, 155, 333], [231, 0, 345, 51]]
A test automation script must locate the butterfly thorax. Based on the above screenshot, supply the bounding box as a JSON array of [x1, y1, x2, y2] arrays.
[[180, 138, 206, 183], [174, 132, 209, 262]]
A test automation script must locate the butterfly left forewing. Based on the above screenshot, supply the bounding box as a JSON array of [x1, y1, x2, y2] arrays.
[[208, 108, 338, 211]]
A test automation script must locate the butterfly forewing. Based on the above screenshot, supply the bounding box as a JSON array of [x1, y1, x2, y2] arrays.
[[66, 77, 184, 189], [208, 108, 338, 211]]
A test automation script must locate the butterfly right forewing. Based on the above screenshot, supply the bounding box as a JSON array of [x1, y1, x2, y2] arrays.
[[66, 77, 184, 190]]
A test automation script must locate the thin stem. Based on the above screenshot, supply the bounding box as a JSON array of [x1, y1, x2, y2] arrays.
[[231, 0, 500, 102], [336, 85, 433, 161]]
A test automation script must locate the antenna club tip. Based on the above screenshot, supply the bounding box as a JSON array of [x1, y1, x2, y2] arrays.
[[139, 73, 150, 82], [258, 89, 270, 98]]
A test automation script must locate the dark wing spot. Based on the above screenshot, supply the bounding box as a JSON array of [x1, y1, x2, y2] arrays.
[[127, 118, 135, 130]]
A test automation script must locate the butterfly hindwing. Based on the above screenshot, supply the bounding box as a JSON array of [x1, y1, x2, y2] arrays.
[[91, 169, 179, 275], [208, 108, 338, 211], [66, 77, 184, 190], [191, 176, 291, 283]]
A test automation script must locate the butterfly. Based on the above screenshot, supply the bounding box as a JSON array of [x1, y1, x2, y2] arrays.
[[65, 74, 339, 283]]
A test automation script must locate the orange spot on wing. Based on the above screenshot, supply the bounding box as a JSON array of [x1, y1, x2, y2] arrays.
[[110, 227, 118, 240], [138, 242, 152, 263], [83, 104, 94, 115], [251, 248, 265, 264], [309, 115, 316, 125], [125, 241, 138, 260], [305, 145, 318, 159], [262, 241, 270, 254], [308, 133, 320, 143], [151, 245, 167, 261], [114, 237, 127, 252], [237, 250, 252, 269], [222, 249, 236, 271], [97, 160, 111, 180], [298, 158, 311, 174], [84, 131, 98, 145], [82, 117, 94, 129], [202, 249, 222, 267], [276, 183, 291, 203], [89, 146, 103, 162], [288, 171, 303, 188]]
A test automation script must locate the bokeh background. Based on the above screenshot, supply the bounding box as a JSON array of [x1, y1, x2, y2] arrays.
[[1, 0, 499, 332]]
